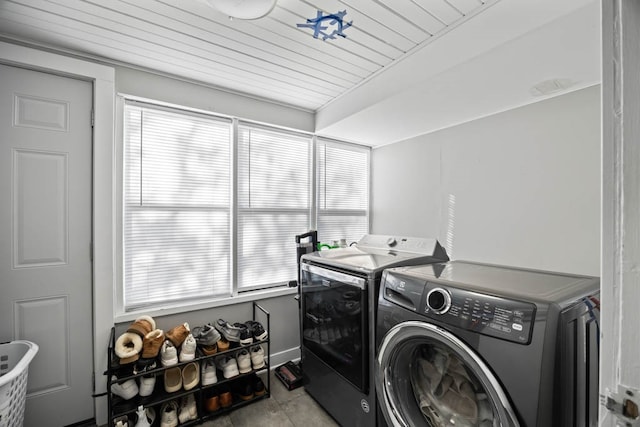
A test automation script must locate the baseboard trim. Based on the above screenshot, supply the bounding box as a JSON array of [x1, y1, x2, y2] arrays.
[[269, 346, 300, 368]]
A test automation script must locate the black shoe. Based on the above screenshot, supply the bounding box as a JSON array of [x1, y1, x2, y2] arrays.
[[231, 377, 254, 401], [252, 374, 266, 396], [245, 320, 267, 341], [234, 323, 253, 346]]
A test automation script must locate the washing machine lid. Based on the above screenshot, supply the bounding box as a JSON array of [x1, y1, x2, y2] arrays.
[[391, 260, 598, 303], [301, 235, 448, 274], [376, 321, 520, 427]]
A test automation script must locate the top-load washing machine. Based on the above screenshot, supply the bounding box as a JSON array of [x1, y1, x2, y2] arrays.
[[299, 235, 448, 427], [375, 261, 600, 427]]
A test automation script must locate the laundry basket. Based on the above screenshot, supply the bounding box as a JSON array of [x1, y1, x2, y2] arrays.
[[0, 341, 39, 427]]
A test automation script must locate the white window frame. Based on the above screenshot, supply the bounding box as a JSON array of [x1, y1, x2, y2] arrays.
[[115, 95, 370, 320]]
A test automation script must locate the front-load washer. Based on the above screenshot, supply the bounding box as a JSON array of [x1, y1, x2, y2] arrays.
[[375, 261, 600, 427]]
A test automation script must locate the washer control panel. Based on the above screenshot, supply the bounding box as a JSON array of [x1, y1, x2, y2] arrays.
[[421, 282, 536, 344], [381, 272, 535, 345]]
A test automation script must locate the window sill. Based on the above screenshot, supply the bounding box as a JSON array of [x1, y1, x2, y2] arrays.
[[114, 285, 298, 323]]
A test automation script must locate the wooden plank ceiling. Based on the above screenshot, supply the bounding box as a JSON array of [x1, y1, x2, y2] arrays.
[[0, 0, 496, 110]]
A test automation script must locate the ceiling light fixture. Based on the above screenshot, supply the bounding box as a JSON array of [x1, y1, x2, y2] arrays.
[[205, 0, 277, 20]]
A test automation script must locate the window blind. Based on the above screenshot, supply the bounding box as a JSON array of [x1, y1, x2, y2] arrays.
[[123, 103, 231, 309], [317, 139, 370, 244], [237, 124, 311, 291]]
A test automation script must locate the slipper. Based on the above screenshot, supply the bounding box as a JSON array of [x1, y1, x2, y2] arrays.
[[127, 315, 156, 338], [166, 322, 190, 347], [115, 332, 142, 364], [141, 329, 164, 359], [164, 367, 182, 393], [182, 362, 200, 391]]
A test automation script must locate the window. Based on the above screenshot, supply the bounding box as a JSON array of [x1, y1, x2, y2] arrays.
[[122, 99, 369, 312], [123, 102, 231, 310], [237, 124, 311, 291], [316, 138, 369, 245]]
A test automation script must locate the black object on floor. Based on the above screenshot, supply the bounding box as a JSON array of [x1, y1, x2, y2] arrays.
[[275, 361, 303, 390]]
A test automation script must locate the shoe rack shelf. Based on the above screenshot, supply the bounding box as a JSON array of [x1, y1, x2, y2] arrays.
[[105, 302, 271, 426]]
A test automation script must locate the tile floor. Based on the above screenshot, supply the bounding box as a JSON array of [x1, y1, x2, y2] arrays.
[[199, 370, 339, 427]]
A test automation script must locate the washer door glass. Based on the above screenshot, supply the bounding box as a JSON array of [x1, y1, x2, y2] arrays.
[[376, 321, 520, 427]]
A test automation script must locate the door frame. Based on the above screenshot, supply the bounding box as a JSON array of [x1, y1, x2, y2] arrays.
[[0, 41, 115, 425], [600, 0, 640, 425]]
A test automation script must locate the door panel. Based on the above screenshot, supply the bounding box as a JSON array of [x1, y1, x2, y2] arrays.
[[376, 321, 520, 427], [0, 64, 93, 426]]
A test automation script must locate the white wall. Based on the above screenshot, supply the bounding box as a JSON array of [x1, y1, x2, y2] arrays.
[[115, 66, 314, 132], [372, 85, 601, 276]]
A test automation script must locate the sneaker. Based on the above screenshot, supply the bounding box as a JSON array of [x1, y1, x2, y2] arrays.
[[234, 323, 253, 346], [160, 340, 178, 367], [164, 367, 182, 393], [192, 324, 221, 346], [232, 377, 253, 401], [113, 415, 128, 427], [214, 319, 243, 342], [182, 362, 200, 391], [134, 405, 152, 427], [166, 322, 190, 348], [111, 376, 138, 400], [139, 374, 156, 397], [217, 337, 230, 352], [205, 393, 220, 412], [219, 385, 233, 408], [135, 405, 156, 427], [201, 342, 218, 356], [253, 375, 266, 396], [160, 401, 179, 427], [179, 334, 196, 362], [201, 359, 218, 385], [178, 394, 198, 424], [250, 345, 265, 369], [216, 355, 239, 378], [236, 349, 252, 374], [133, 358, 156, 375], [245, 320, 268, 341]]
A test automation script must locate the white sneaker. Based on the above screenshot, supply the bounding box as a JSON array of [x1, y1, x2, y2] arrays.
[[182, 362, 200, 391], [160, 401, 179, 427], [216, 355, 239, 378], [250, 345, 265, 369], [179, 334, 196, 362], [236, 349, 252, 374], [201, 359, 218, 385], [178, 394, 198, 424], [138, 374, 156, 397], [134, 405, 151, 427], [160, 340, 178, 367], [111, 376, 138, 400]]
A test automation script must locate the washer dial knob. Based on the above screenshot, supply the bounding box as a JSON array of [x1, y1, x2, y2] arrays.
[[426, 288, 452, 314]]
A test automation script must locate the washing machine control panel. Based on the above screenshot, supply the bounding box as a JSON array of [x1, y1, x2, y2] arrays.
[[421, 283, 536, 344]]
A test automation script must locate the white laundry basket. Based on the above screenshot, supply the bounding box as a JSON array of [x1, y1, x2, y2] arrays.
[[0, 341, 39, 427]]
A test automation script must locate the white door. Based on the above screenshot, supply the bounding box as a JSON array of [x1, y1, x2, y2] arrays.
[[0, 64, 94, 426]]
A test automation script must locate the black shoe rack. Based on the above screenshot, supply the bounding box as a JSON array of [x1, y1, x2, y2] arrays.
[[105, 302, 271, 426]]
